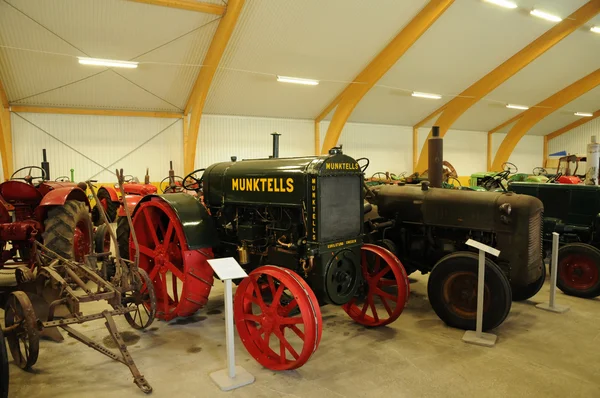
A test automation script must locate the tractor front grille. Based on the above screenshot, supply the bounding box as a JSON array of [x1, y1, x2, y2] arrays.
[[528, 210, 543, 264]]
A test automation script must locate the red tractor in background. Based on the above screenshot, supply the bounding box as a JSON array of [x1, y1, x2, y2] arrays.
[[0, 150, 93, 272]]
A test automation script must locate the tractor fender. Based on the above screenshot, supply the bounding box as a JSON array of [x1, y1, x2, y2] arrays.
[[118, 195, 141, 217], [99, 186, 119, 202], [133, 193, 219, 250], [39, 186, 91, 210]]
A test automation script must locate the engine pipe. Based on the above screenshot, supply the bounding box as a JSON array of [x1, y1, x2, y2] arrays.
[[41, 149, 50, 180], [272, 132, 281, 159], [428, 126, 443, 188]]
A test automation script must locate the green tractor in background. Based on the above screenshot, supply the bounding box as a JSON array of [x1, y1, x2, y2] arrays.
[[470, 163, 548, 191]]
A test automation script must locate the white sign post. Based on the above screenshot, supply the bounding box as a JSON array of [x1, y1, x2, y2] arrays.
[[207, 257, 255, 391], [462, 239, 501, 348], [536, 232, 570, 313]]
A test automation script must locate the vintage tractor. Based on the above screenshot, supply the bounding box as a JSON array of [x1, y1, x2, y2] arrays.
[[365, 128, 545, 331], [509, 182, 600, 298], [0, 164, 92, 268], [123, 147, 409, 370]]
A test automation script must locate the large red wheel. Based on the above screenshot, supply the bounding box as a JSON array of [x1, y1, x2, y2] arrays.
[[234, 266, 322, 371], [131, 198, 214, 321], [342, 244, 409, 327], [557, 243, 600, 298]]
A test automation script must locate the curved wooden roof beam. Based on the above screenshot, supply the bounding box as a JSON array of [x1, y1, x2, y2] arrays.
[[414, 0, 600, 172], [126, 0, 226, 15], [183, 0, 245, 173], [319, 0, 455, 154], [491, 68, 600, 170]]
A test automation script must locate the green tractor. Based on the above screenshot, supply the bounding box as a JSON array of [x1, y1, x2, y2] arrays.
[[470, 163, 548, 191]]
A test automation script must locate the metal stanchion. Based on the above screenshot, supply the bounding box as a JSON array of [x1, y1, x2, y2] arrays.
[[536, 232, 570, 313], [207, 258, 255, 391], [462, 239, 500, 347]]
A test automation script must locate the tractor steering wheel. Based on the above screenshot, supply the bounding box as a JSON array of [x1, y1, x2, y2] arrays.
[[356, 157, 370, 173], [182, 169, 206, 192], [501, 162, 518, 174], [10, 166, 47, 185], [160, 175, 184, 193], [55, 176, 71, 182], [123, 175, 135, 183], [532, 167, 547, 176]]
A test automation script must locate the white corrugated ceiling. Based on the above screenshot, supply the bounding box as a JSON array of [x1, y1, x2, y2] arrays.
[[0, 0, 598, 136]]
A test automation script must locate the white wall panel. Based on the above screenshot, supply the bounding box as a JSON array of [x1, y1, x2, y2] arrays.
[[195, 115, 314, 167], [12, 113, 183, 182], [491, 133, 543, 173], [320, 121, 413, 176], [548, 118, 600, 156]]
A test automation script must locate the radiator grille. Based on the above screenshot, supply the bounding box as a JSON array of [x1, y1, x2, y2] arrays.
[[528, 210, 543, 263], [319, 176, 361, 242]]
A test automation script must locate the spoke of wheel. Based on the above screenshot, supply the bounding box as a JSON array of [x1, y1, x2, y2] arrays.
[[368, 296, 379, 322], [279, 316, 303, 325], [172, 274, 179, 303], [262, 330, 272, 353], [288, 325, 305, 340], [267, 275, 277, 296], [272, 284, 285, 308], [243, 313, 262, 324], [142, 209, 160, 247], [162, 222, 174, 250], [378, 295, 393, 316], [280, 298, 298, 316], [138, 244, 155, 258], [373, 255, 381, 275], [360, 300, 369, 318], [250, 278, 268, 313], [374, 266, 391, 281], [374, 288, 398, 302], [361, 251, 369, 278], [133, 307, 139, 324], [148, 264, 160, 281], [279, 329, 286, 364], [166, 261, 185, 281], [274, 329, 299, 360], [379, 279, 397, 287]]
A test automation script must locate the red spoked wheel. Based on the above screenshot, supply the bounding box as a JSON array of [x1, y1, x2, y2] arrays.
[[234, 266, 322, 371], [131, 198, 214, 321], [342, 244, 409, 327]]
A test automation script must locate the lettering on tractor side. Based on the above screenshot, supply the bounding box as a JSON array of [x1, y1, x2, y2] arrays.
[[231, 177, 294, 192]]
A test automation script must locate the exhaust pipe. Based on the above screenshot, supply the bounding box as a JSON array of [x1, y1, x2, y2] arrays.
[[41, 149, 50, 181], [428, 126, 443, 188], [271, 132, 281, 159]]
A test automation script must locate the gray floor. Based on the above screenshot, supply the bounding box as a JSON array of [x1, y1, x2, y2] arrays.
[[3, 269, 600, 398]]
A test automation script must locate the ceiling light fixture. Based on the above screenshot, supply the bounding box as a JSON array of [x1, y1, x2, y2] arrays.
[[530, 9, 562, 22], [411, 91, 442, 99], [276, 76, 319, 86], [575, 112, 594, 117], [591, 26, 600, 34], [506, 104, 529, 110], [483, 0, 518, 9], [78, 57, 138, 69]]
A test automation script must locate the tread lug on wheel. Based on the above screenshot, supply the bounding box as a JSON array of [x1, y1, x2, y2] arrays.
[[131, 198, 214, 320], [343, 244, 409, 327], [94, 223, 111, 254], [427, 251, 512, 331], [234, 266, 322, 371], [4, 291, 39, 370], [123, 269, 157, 329], [557, 243, 600, 298], [43, 200, 93, 262]]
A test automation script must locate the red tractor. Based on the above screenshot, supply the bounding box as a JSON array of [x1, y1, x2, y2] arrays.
[[0, 164, 92, 269]]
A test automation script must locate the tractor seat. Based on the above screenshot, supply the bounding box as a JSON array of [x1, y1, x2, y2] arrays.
[[0, 181, 43, 205]]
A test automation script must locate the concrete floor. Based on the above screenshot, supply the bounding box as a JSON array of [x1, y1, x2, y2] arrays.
[[3, 268, 600, 398]]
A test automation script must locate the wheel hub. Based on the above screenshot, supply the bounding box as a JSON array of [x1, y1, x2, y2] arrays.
[[325, 250, 360, 305]]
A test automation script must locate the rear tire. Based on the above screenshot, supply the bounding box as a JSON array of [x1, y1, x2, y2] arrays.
[[511, 262, 546, 301], [43, 200, 93, 262], [94, 224, 111, 254], [92, 188, 118, 226], [116, 216, 130, 260], [427, 251, 512, 331], [556, 243, 600, 298]]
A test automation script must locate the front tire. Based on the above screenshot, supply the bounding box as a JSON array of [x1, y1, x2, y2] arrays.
[[427, 251, 512, 331], [116, 216, 130, 260], [556, 243, 600, 298], [43, 200, 93, 262], [92, 188, 118, 226], [511, 263, 546, 301]]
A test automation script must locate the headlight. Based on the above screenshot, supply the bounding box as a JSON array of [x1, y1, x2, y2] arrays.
[[499, 203, 511, 215]]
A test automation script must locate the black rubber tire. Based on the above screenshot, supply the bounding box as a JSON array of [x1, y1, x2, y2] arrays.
[[379, 238, 398, 256], [42, 200, 93, 262], [0, 326, 8, 398], [116, 216, 131, 260], [511, 262, 546, 301], [94, 224, 111, 254], [427, 251, 512, 331], [556, 243, 600, 298], [92, 188, 118, 226]]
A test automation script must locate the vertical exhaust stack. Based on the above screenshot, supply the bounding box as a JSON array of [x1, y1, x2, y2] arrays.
[[272, 132, 281, 159], [41, 149, 50, 181], [585, 135, 600, 185], [428, 126, 443, 188]]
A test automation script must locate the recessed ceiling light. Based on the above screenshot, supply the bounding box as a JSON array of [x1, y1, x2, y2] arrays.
[[506, 104, 529, 110], [276, 76, 319, 86], [412, 91, 442, 99], [591, 26, 600, 34], [483, 0, 518, 9], [78, 57, 138, 69], [530, 9, 562, 22], [575, 112, 594, 117]]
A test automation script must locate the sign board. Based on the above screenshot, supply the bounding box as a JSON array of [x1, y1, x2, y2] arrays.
[[207, 257, 248, 281], [465, 239, 500, 257]]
